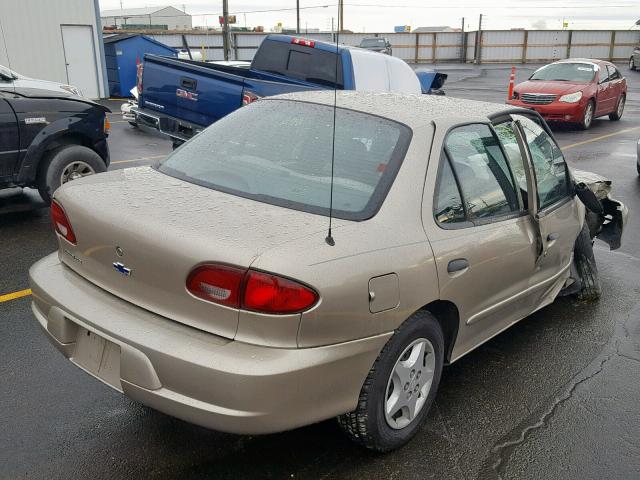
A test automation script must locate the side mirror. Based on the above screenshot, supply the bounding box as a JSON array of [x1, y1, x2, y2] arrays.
[[575, 182, 604, 214]]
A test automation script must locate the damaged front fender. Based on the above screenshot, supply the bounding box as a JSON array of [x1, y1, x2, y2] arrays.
[[572, 169, 628, 250]]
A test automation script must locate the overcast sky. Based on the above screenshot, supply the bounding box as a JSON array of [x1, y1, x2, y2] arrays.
[[99, 0, 640, 32]]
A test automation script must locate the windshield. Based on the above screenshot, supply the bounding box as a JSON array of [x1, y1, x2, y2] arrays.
[[360, 38, 386, 47], [158, 100, 412, 221], [530, 63, 596, 82]]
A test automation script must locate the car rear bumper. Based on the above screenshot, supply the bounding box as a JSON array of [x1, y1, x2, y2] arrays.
[[29, 253, 389, 434], [506, 99, 584, 123]]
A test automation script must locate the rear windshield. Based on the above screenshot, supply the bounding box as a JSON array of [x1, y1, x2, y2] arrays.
[[158, 100, 412, 220], [360, 38, 386, 47], [530, 63, 596, 82], [251, 39, 344, 88]]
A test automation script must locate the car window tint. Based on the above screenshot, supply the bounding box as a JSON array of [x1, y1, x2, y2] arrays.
[[434, 154, 466, 224], [513, 115, 570, 209], [158, 100, 411, 221], [494, 122, 528, 209], [445, 124, 520, 220], [252, 39, 344, 88]]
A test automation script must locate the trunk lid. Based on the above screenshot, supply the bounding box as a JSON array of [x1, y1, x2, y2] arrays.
[[54, 166, 330, 339]]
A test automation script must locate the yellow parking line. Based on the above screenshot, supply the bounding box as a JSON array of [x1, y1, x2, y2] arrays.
[[561, 126, 640, 151], [0, 288, 32, 303], [111, 155, 166, 165]]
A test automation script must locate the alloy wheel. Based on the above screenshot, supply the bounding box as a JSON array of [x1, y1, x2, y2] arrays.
[[384, 338, 435, 430], [617, 96, 625, 118], [583, 103, 593, 128], [60, 160, 96, 185]]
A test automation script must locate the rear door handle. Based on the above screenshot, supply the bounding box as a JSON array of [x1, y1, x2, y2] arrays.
[[547, 232, 559, 241], [447, 258, 469, 274], [180, 77, 196, 89]]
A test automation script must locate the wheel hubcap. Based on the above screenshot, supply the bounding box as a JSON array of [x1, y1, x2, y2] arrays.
[[617, 97, 625, 117], [384, 338, 435, 430], [584, 104, 593, 127], [60, 161, 96, 185]]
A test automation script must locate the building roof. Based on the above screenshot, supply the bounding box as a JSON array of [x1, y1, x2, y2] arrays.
[[269, 90, 520, 129], [101, 6, 186, 17]]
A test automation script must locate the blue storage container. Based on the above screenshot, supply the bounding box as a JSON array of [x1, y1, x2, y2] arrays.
[[103, 34, 176, 97]]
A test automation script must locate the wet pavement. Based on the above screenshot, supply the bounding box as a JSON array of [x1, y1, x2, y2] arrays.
[[1, 65, 639, 479]]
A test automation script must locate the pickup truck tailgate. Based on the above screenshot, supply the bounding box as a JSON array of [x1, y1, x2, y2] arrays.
[[141, 55, 245, 127]]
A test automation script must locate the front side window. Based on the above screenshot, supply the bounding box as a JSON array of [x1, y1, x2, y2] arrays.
[[513, 115, 570, 209], [607, 65, 621, 81], [444, 124, 520, 221], [159, 100, 411, 221]]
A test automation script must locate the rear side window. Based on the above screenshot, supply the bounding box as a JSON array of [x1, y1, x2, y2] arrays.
[[158, 100, 411, 221], [434, 154, 466, 224], [252, 39, 344, 88], [444, 124, 520, 221]]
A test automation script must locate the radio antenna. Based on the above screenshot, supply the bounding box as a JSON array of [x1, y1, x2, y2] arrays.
[[325, 7, 340, 247]]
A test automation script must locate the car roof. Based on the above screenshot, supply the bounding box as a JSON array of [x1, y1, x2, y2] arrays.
[[268, 90, 524, 128]]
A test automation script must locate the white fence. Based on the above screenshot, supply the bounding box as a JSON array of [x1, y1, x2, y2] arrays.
[[141, 30, 640, 64]]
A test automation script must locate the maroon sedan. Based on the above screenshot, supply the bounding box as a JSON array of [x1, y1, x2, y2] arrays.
[[507, 59, 627, 129]]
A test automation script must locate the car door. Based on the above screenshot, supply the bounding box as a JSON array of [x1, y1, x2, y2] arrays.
[[606, 64, 624, 112], [512, 114, 582, 308], [595, 66, 614, 115], [424, 122, 539, 359], [0, 93, 19, 179]]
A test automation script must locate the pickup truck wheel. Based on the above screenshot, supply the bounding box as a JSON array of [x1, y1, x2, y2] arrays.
[[574, 224, 601, 301], [37, 145, 106, 204], [337, 310, 444, 452]]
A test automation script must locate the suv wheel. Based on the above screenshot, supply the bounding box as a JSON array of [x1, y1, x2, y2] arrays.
[[574, 224, 601, 301], [580, 100, 595, 130], [609, 94, 625, 121], [337, 310, 444, 452], [37, 145, 106, 204]]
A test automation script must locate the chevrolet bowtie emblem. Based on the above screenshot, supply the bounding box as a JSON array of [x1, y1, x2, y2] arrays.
[[113, 262, 132, 276]]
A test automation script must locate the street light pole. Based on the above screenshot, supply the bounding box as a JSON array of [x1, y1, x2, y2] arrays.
[[296, 0, 300, 34], [338, 0, 344, 32], [222, 0, 230, 61]]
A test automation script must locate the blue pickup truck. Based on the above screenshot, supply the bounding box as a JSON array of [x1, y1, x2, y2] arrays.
[[133, 34, 445, 146]]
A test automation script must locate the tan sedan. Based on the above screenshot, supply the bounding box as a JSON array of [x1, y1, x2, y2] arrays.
[[30, 91, 626, 451]]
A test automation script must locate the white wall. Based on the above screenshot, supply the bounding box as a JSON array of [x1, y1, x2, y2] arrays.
[[0, 0, 107, 98]]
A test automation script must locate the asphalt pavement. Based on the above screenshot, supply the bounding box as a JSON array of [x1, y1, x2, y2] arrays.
[[1, 65, 639, 480]]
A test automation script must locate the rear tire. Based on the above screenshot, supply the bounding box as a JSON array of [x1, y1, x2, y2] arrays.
[[337, 310, 444, 452], [574, 224, 601, 301], [630, 57, 637, 71], [579, 100, 595, 130], [37, 145, 106, 204], [609, 94, 625, 121]]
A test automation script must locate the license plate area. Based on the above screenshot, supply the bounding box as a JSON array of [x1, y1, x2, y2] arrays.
[[71, 328, 122, 392]]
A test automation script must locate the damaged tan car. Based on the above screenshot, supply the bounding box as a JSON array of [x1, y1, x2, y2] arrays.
[[30, 92, 626, 452]]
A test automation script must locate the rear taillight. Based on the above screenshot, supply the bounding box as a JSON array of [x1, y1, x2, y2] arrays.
[[51, 200, 76, 245], [136, 63, 144, 95], [186, 264, 245, 308], [291, 37, 315, 48], [103, 116, 111, 135], [186, 264, 318, 314], [242, 91, 261, 106]]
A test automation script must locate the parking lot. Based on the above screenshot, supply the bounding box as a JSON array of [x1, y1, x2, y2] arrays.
[[2, 64, 640, 479]]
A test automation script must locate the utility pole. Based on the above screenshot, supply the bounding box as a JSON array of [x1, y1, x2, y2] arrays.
[[296, 0, 300, 34], [338, 0, 344, 32], [474, 13, 483, 64], [461, 17, 466, 63], [222, 0, 230, 61]]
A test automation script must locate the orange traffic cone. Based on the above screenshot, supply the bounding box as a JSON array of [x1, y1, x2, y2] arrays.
[[507, 66, 516, 100]]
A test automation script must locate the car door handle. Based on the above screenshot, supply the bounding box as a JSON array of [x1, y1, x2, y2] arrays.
[[547, 232, 559, 241], [180, 77, 197, 89], [447, 258, 469, 274]]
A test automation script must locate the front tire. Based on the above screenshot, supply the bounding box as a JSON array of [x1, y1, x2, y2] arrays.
[[574, 224, 601, 301], [579, 100, 595, 130], [630, 57, 637, 71], [609, 94, 625, 121], [337, 311, 444, 452], [37, 145, 106, 204]]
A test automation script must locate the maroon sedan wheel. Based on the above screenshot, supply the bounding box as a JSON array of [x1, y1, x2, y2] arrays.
[[580, 101, 595, 130]]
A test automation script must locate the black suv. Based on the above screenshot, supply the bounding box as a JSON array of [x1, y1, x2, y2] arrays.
[[358, 37, 393, 56], [0, 87, 110, 204]]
